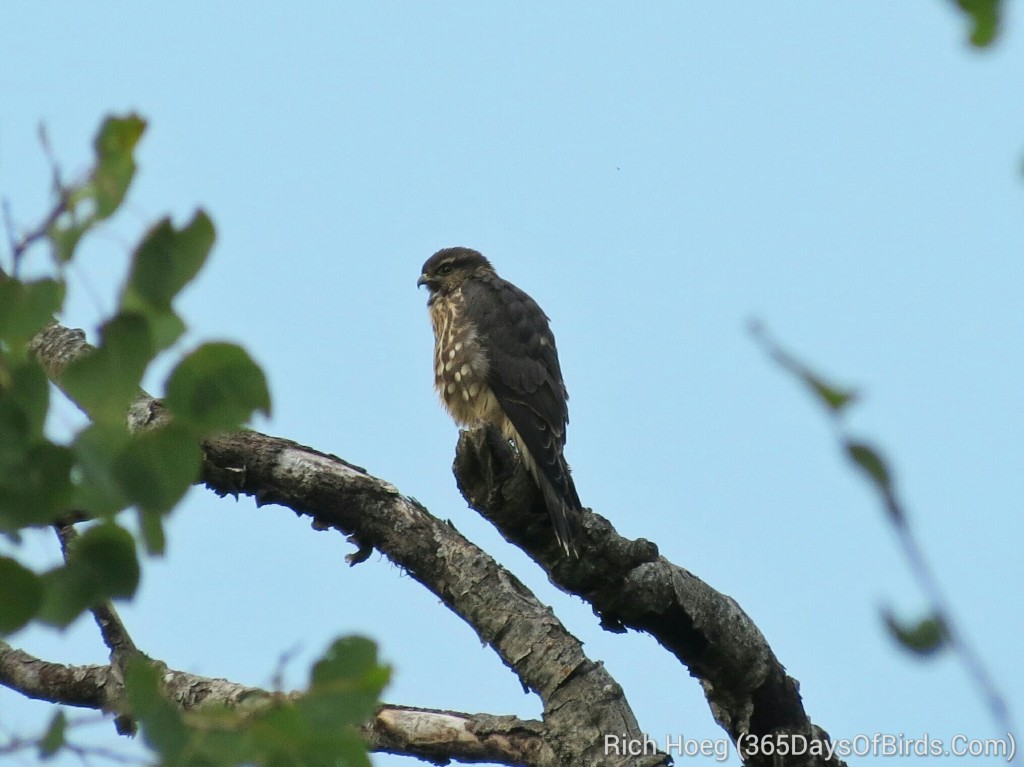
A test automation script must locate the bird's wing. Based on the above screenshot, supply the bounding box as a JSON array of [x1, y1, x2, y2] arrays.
[[464, 276, 582, 518]]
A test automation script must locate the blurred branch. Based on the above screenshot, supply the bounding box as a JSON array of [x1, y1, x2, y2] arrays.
[[53, 521, 141, 736], [53, 522, 140, 663], [2, 191, 69, 276], [891, 519, 1014, 741], [753, 322, 1019, 761], [1, 125, 71, 276], [0, 721, 146, 766]]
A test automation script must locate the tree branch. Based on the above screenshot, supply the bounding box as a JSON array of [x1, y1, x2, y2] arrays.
[[0, 642, 552, 766], [53, 521, 141, 735], [367, 706, 552, 766], [0, 642, 115, 710], [27, 321, 665, 767], [199, 430, 662, 766], [454, 430, 843, 767], [53, 523, 140, 664]]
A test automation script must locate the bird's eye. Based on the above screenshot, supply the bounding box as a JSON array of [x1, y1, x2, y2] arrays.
[[437, 262, 455, 276]]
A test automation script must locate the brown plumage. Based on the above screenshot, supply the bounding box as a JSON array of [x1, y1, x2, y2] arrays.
[[417, 247, 581, 556]]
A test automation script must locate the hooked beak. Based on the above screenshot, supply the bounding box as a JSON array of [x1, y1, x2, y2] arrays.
[[417, 273, 431, 289]]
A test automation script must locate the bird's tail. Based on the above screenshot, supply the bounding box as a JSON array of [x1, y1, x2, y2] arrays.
[[534, 459, 581, 558], [508, 428, 582, 557]]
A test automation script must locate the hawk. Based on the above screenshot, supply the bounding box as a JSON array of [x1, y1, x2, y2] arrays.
[[418, 247, 582, 556]]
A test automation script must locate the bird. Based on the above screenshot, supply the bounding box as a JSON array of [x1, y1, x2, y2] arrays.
[[417, 247, 582, 556]]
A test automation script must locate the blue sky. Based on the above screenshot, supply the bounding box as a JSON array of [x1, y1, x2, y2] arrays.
[[2, 4, 1022, 765]]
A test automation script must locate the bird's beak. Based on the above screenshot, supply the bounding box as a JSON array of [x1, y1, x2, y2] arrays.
[[417, 274, 430, 289]]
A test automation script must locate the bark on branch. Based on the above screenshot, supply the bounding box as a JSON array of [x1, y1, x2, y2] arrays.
[[26, 318, 847, 765], [26, 321, 665, 767], [53, 521, 140, 735], [0, 641, 549, 766], [454, 429, 844, 767]]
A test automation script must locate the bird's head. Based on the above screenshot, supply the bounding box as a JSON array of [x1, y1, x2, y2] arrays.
[[417, 247, 493, 301]]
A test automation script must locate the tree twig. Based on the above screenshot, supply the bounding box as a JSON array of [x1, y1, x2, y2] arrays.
[[53, 522, 140, 662], [53, 521, 140, 736], [751, 322, 1019, 760]]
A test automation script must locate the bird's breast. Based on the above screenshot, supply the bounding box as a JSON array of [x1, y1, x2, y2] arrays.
[[429, 291, 497, 426]]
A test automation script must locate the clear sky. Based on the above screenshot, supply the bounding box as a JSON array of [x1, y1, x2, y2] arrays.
[[2, 4, 1022, 766]]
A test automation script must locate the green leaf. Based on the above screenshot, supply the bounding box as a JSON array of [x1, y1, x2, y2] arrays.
[[112, 424, 202, 515], [750, 321, 857, 415], [121, 638, 384, 767], [118, 212, 214, 351], [38, 710, 67, 760], [250, 704, 311, 758], [299, 636, 389, 730], [0, 401, 30, 473], [250, 702, 370, 767], [0, 363, 50, 470], [165, 343, 271, 430], [187, 719, 252, 767], [74, 423, 199, 523], [845, 440, 890, 490], [5, 363, 50, 440], [0, 278, 65, 347], [954, 0, 1000, 47], [309, 636, 381, 689], [60, 313, 154, 424], [141, 310, 187, 354], [125, 658, 190, 761], [137, 508, 167, 556], [74, 521, 139, 599], [91, 114, 146, 219], [48, 218, 90, 264], [0, 442, 75, 529], [324, 730, 373, 767], [71, 424, 133, 518], [37, 522, 139, 627], [37, 566, 94, 627], [845, 440, 903, 523], [124, 212, 215, 313], [0, 556, 44, 633], [805, 376, 856, 413], [883, 608, 947, 656]]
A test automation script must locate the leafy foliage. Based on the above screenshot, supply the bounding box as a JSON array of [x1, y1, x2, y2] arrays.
[[166, 343, 271, 430], [61, 313, 155, 424], [755, 327, 1021, 737], [121, 213, 215, 351], [0, 111, 384, 766], [37, 522, 140, 628], [0, 279, 66, 349], [126, 637, 389, 767], [0, 114, 269, 633], [49, 116, 147, 263], [91, 115, 146, 219], [0, 556, 44, 633]]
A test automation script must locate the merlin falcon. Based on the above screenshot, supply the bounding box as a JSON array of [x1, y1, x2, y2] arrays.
[[418, 247, 582, 556]]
